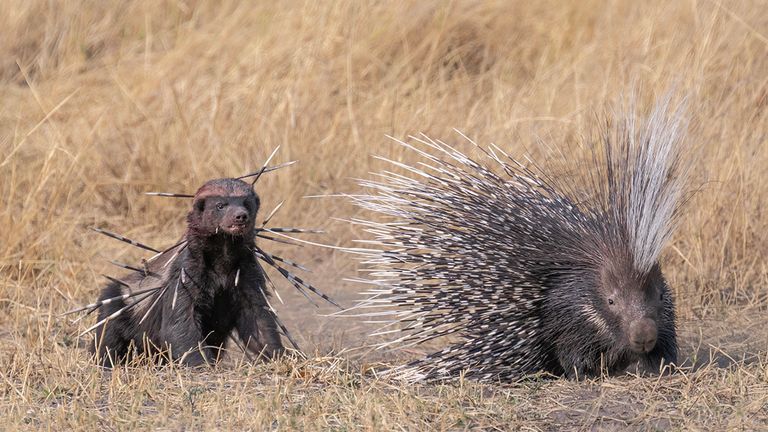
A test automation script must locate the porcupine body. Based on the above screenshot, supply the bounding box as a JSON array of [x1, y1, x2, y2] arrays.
[[348, 97, 688, 381], [91, 178, 284, 366]]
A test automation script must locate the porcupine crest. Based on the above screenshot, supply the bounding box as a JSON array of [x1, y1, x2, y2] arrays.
[[345, 95, 690, 381]]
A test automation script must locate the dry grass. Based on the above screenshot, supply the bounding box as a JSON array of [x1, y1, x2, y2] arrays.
[[1, 0, 766, 430]]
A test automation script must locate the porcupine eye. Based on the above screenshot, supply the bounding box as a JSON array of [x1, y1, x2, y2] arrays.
[[216, 202, 226, 210], [608, 298, 615, 305]]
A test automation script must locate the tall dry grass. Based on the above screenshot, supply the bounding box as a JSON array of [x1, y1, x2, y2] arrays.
[[0, 0, 766, 429]]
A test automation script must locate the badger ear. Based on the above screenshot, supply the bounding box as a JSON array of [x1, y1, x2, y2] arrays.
[[194, 198, 205, 212]]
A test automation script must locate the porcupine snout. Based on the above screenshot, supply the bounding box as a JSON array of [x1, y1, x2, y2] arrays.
[[628, 318, 658, 353]]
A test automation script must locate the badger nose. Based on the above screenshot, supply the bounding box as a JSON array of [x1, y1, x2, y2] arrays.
[[234, 210, 248, 223], [629, 318, 658, 353]]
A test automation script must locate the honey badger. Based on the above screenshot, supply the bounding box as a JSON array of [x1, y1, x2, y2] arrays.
[[92, 178, 284, 366]]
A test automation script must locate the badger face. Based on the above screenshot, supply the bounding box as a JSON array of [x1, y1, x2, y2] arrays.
[[199, 195, 258, 236], [188, 179, 260, 237]]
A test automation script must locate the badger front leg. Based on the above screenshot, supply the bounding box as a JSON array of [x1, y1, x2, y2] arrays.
[[236, 275, 284, 360], [160, 289, 219, 366]]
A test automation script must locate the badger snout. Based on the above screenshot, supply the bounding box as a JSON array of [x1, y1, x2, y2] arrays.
[[232, 209, 249, 224], [628, 318, 658, 353], [219, 208, 251, 235]]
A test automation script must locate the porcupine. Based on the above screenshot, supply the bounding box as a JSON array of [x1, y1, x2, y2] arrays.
[[345, 97, 689, 381], [65, 155, 340, 367]]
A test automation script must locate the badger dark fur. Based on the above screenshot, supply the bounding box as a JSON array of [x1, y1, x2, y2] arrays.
[[92, 179, 283, 366]]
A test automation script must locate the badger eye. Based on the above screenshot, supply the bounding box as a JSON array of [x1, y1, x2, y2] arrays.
[[608, 298, 614, 305], [216, 202, 226, 210], [659, 292, 664, 301]]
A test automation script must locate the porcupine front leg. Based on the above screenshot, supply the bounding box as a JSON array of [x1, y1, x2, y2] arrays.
[[641, 327, 678, 375], [236, 270, 284, 360], [639, 296, 678, 375], [555, 336, 607, 379], [558, 352, 591, 379]]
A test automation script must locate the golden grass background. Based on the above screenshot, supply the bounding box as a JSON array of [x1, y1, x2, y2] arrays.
[[0, 0, 766, 429]]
